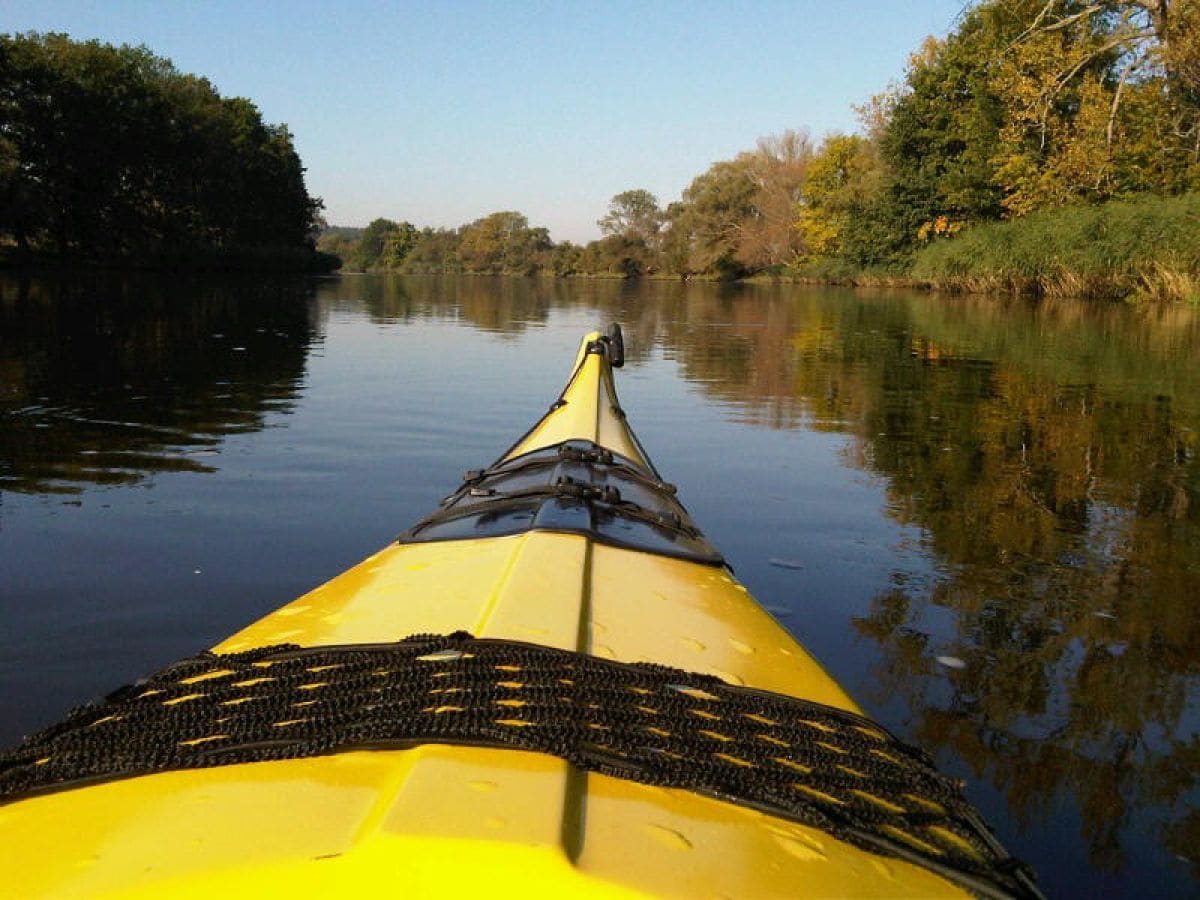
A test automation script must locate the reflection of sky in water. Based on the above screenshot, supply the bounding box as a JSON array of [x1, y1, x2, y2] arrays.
[[1, 273, 1198, 898]]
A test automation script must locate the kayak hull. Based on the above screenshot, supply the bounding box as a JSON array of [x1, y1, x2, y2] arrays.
[[0, 331, 970, 898]]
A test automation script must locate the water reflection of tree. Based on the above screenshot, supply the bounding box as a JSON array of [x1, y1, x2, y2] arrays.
[[317, 274, 689, 364], [852, 353, 1200, 875], [646, 287, 1200, 877], [483, 279, 1198, 879], [8, 272, 1196, 877], [0, 274, 316, 496]]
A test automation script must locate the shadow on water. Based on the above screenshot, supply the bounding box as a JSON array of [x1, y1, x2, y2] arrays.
[[0, 273, 318, 498]]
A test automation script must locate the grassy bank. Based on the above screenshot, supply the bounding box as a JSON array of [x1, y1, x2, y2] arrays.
[[782, 194, 1200, 302], [904, 193, 1200, 303]]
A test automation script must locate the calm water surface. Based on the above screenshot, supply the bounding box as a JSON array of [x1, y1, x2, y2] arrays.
[[2, 273, 1198, 897]]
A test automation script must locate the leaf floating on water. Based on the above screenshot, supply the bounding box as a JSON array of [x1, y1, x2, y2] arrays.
[[768, 558, 805, 570], [935, 656, 966, 670]]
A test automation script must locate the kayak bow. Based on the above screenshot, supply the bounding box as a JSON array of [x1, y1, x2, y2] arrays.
[[0, 328, 1038, 899]]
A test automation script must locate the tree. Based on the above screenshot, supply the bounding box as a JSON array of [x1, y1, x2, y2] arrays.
[[456, 211, 551, 275], [670, 158, 759, 277], [0, 32, 323, 265], [543, 241, 583, 276], [796, 134, 881, 261], [598, 189, 663, 244], [350, 218, 399, 270], [579, 233, 656, 277], [736, 130, 813, 270], [869, 14, 1014, 265], [593, 189, 664, 275], [990, 0, 1200, 212], [383, 221, 419, 269], [401, 227, 462, 274]]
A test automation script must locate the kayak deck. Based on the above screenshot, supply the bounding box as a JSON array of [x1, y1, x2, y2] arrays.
[[0, 331, 971, 898]]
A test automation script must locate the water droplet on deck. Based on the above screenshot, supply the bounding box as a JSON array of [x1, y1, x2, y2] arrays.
[[679, 637, 706, 652], [869, 858, 897, 880], [770, 830, 826, 861], [644, 824, 692, 851], [728, 638, 755, 655], [469, 780, 498, 792]]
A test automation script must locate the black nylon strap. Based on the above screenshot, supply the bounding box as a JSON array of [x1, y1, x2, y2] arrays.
[[0, 633, 1040, 899]]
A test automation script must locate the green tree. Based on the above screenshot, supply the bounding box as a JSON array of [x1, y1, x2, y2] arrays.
[[455, 211, 551, 275], [668, 158, 759, 278], [868, 15, 1013, 266], [0, 32, 323, 266], [598, 189, 663, 245], [383, 221, 419, 269], [350, 218, 399, 270], [592, 189, 664, 275], [401, 228, 462, 274], [579, 233, 656, 277], [543, 241, 583, 277]]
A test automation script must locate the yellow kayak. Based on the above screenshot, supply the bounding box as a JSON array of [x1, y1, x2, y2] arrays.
[[0, 327, 1038, 899]]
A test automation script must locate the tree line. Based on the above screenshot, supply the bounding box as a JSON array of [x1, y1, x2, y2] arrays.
[[0, 33, 334, 270], [326, 1, 1198, 297]]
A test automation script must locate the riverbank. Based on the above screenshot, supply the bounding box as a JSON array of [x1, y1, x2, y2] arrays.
[[333, 192, 1199, 303], [337, 262, 1200, 303], [778, 193, 1200, 304], [764, 267, 1200, 304]]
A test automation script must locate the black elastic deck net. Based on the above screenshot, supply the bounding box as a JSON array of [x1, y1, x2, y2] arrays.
[[0, 633, 1040, 899]]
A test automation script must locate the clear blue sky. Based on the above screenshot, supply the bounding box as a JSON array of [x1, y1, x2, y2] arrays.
[[3, 1, 968, 242]]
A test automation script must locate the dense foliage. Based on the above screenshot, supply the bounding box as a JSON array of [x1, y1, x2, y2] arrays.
[[0, 33, 330, 270], [321, 1, 1199, 298]]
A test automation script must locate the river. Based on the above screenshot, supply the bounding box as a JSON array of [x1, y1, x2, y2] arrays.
[[1, 272, 1197, 897]]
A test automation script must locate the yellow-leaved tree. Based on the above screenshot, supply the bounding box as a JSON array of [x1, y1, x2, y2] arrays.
[[991, 0, 1200, 215]]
